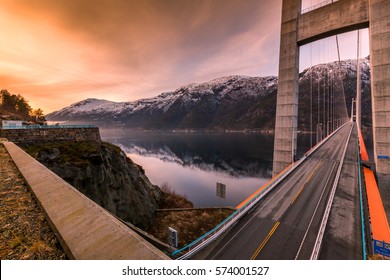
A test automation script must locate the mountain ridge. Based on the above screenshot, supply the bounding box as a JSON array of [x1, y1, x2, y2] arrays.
[[47, 59, 371, 130]]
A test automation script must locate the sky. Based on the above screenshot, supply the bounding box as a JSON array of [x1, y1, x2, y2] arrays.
[[0, 0, 369, 113]]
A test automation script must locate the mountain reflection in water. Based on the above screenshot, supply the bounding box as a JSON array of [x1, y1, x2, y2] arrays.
[[101, 130, 273, 207]]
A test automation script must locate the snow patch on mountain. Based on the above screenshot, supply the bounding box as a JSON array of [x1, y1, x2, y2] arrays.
[[300, 58, 370, 84], [46, 58, 370, 130], [47, 75, 278, 121]]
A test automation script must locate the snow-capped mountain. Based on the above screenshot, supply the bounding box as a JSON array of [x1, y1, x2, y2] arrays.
[[47, 58, 372, 130], [47, 75, 278, 130], [298, 58, 371, 130]]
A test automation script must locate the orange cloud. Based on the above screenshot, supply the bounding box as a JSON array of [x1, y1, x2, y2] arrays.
[[0, 0, 282, 113]]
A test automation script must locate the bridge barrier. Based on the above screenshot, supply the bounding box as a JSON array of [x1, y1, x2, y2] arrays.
[[364, 167, 390, 258], [357, 127, 369, 162], [173, 122, 350, 260], [357, 125, 390, 258], [172, 161, 298, 259], [357, 139, 367, 260]]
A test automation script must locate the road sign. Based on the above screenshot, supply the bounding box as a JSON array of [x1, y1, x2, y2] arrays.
[[216, 182, 226, 199], [168, 227, 178, 248], [373, 239, 390, 258], [377, 155, 389, 159]]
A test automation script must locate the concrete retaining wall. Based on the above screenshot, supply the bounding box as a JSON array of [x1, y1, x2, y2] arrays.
[[0, 127, 101, 144]]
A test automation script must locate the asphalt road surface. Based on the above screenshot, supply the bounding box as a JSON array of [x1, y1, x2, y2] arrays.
[[205, 123, 354, 260]]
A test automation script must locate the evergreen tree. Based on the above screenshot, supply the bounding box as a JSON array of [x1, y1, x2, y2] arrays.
[[32, 108, 46, 122], [1, 89, 45, 123], [1, 89, 17, 112], [15, 94, 31, 118]]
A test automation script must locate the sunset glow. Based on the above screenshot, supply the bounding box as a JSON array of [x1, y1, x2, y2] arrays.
[[0, 0, 282, 113], [0, 0, 368, 113]]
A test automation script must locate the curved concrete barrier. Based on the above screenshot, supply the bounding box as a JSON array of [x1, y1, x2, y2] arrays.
[[2, 141, 169, 260]]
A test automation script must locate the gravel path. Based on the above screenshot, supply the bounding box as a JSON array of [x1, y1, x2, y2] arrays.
[[0, 143, 67, 260]]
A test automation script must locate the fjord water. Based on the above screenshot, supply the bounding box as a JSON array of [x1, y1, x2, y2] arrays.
[[101, 130, 274, 207], [100, 129, 374, 208]]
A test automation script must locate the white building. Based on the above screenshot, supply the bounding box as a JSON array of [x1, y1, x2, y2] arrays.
[[1, 120, 23, 128]]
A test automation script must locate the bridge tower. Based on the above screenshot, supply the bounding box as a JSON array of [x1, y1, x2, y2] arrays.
[[273, 0, 390, 175]]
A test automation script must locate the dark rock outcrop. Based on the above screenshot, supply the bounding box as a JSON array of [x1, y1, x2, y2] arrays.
[[24, 141, 162, 229]]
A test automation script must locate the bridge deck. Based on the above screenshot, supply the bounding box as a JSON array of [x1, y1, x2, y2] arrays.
[[318, 124, 362, 259], [2, 141, 169, 260], [204, 123, 363, 259]]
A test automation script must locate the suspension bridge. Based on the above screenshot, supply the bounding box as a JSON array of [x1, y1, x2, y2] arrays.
[[172, 0, 390, 260], [1, 0, 389, 261]]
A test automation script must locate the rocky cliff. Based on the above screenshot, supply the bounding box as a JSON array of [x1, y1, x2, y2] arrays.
[[23, 141, 162, 229]]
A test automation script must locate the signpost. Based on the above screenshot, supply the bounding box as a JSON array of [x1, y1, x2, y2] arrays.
[[168, 227, 178, 248], [216, 182, 226, 210], [377, 155, 389, 159], [373, 239, 390, 258], [216, 182, 226, 199]]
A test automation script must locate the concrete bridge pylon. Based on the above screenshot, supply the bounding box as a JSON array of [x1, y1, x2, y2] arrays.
[[273, 0, 390, 176]]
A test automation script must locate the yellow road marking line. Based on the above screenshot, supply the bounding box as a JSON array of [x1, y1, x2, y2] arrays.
[[250, 221, 280, 260], [291, 187, 304, 205], [291, 161, 323, 205]]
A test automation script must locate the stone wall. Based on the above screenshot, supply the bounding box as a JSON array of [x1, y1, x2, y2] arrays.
[[0, 127, 101, 144]]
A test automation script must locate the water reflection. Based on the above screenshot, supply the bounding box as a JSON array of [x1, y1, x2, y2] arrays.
[[101, 130, 273, 207]]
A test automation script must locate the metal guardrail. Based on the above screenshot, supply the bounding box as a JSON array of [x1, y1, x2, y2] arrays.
[[310, 122, 354, 259], [173, 122, 349, 260], [172, 159, 302, 259], [301, 0, 339, 14], [357, 138, 367, 260], [1, 124, 96, 130]]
